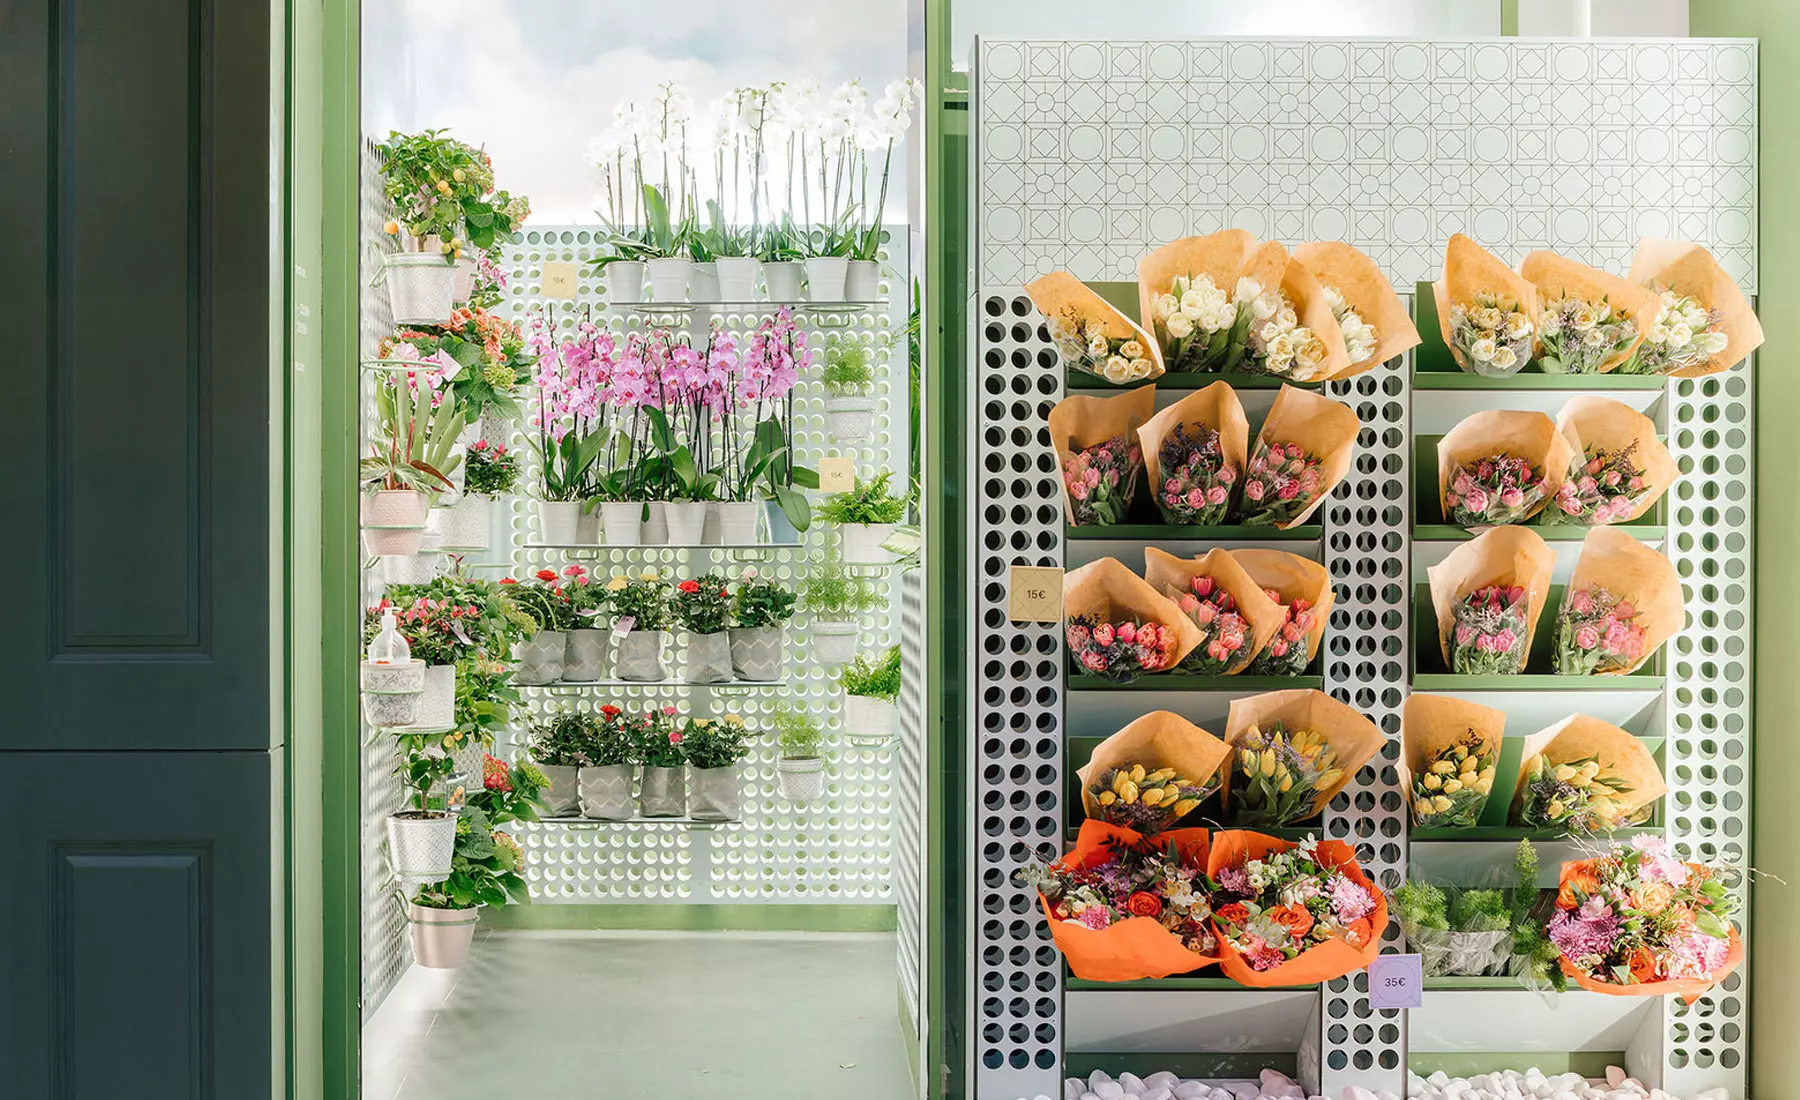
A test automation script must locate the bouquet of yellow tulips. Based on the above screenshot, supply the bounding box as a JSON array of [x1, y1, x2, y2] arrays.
[[1231, 724, 1342, 827], [1509, 715, 1666, 836], [1412, 738, 1497, 827], [1089, 762, 1210, 834]]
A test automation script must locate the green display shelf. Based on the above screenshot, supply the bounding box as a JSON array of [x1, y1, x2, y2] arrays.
[[1064, 973, 1313, 992], [1412, 283, 1668, 391], [1412, 434, 1668, 541], [1067, 673, 1324, 692], [1410, 584, 1665, 692], [1410, 824, 1662, 843], [1066, 523, 1322, 542], [1066, 370, 1308, 392]]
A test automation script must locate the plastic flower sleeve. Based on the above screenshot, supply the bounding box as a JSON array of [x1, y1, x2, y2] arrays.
[[1509, 714, 1667, 834], [1437, 409, 1571, 529], [1433, 234, 1540, 376], [1400, 693, 1505, 827], [1427, 525, 1556, 674], [1292, 240, 1421, 380], [1048, 387, 1156, 526]]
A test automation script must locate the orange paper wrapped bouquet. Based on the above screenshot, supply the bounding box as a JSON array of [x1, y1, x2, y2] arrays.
[[1207, 830, 1386, 987]]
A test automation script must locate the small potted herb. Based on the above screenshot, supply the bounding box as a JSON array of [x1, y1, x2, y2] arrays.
[[526, 710, 588, 817], [683, 714, 754, 822], [504, 571, 576, 686], [406, 755, 545, 969], [559, 565, 610, 682], [672, 574, 735, 684], [821, 334, 886, 443], [608, 570, 673, 682], [773, 704, 828, 803], [799, 553, 889, 666], [729, 567, 796, 682], [360, 380, 464, 557], [634, 707, 689, 817], [578, 704, 638, 821], [838, 645, 902, 743], [818, 471, 909, 563], [432, 438, 518, 551]]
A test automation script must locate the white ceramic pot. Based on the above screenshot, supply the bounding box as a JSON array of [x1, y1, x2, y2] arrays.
[[684, 631, 735, 684], [701, 501, 724, 545], [778, 758, 826, 803], [416, 664, 456, 729], [762, 260, 803, 302], [607, 260, 646, 305], [576, 505, 601, 545], [579, 764, 637, 820], [537, 500, 582, 545], [406, 902, 478, 969], [428, 492, 491, 551], [689, 262, 720, 302], [361, 489, 430, 557], [388, 811, 457, 885], [646, 257, 692, 302], [688, 764, 744, 822], [536, 764, 581, 818], [804, 256, 849, 302], [845, 259, 880, 302], [638, 765, 687, 818], [825, 396, 877, 443], [728, 626, 786, 682], [361, 660, 424, 728], [377, 551, 441, 587], [714, 500, 761, 544], [714, 256, 760, 301], [664, 501, 708, 545], [600, 500, 644, 546], [614, 630, 669, 682], [812, 620, 861, 667], [452, 252, 479, 303], [843, 693, 897, 742], [513, 630, 568, 686], [839, 522, 898, 563], [640, 500, 669, 545], [383, 252, 455, 325], [562, 629, 608, 682]]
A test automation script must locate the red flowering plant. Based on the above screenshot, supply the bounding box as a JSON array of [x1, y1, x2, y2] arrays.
[[463, 438, 520, 496], [632, 706, 688, 768], [1152, 422, 1237, 525], [1065, 616, 1180, 683], [1246, 590, 1319, 676], [1444, 454, 1553, 527], [1062, 435, 1143, 526], [1449, 585, 1531, 675], [670, 573, 733, 636], [504, 569, 576, 634], [1164, 576, 1252, 675], [1232, 440, 1324, 527], [377, 307, 536, 425], [1553, 587, 1647, 676], [1208, 832, 1384, 984], [556, 564, 607, 629], [364, 595, 483, 667]]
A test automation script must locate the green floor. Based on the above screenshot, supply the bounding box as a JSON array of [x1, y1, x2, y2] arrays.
[[369, 930, 916, 1099]]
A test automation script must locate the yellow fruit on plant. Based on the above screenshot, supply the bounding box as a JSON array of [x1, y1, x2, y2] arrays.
[[436, 179, 452, 194], [453, 168, 467, 182], [383, 219, 400, 235]]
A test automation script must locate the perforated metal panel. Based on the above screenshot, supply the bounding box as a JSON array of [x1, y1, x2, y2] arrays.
[[898, 567, 930, 1036]]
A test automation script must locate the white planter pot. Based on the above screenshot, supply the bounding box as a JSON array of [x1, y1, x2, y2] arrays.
[[825, 396, 877, 443], [361, 489, 429, 557], [714, 500, 761, 544], [646, 257, 692, 302], [600, 500, 644, 546], [762, 260, 803, 301], [664, 501, 708, 545], [804, 256, 849, 302], [638, 765, 687, 818], [701, 501, 724, 545], [406, 902, 478, 969], [536, 764, 581, 818], [428, 492, 491, 551], [640, 500, 669, 546], [684, 631, 735, 684], [537, 500, 582, 545], [607, 260, 646, 305], [689, 262, 720, 302], [714, 256, 760, 301], [514, 630, 568, 686], [388, 811, 457, 885], [812, 620, 861, 667], [576, 505, 601, 545], [579, 764, 637, 820], [416, 664, 456, 729], [764, 498, 801, 545], [845, 259, 880, 301], [361, 660, 424, 728], [778, 758, 827, 803], [562, 629, 608, 682], [383, 252, 455, 325], [843, 693, 898, 743], [839, 522, 898, 563], [689, 764, 744, 822], [614, 629, 669, 682], [377, 551, 441, 587], [728, 626, 786, 682], [452, 252, 478, 303]]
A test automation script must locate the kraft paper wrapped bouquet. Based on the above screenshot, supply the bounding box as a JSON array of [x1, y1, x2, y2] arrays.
[[1427, 525, 1556, 676], [1137, 230, 1259, 375], [1293, 240, 1421, 380], [1434, 234, 1539, 377], [1520, 250, 1662, 375], [1143, 547, 1283, 676], [1207, 830, 1386, 987], [1225, 241, 1352, 383], [1136, 381, 1250, 526], [1222, 689, 1383, 827], [1077, 711, 1231, 835], [1552, 527, 1685, 677], [1230, 385, 1360, 529], [1401, 693, 1505, 828], [1050, 387, 1156, 527], [1234, 549, 1333, 677], [1063, 557, 1202, 683], [1618, 239, 1764, 377], [1438, 409, 1571, 529], [1540, 396, 1680, 528], [1510, 714, 1667, 835], [1030, 271, 1166, 385]]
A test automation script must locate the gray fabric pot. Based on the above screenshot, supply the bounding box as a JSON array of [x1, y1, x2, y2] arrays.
[[562, 629, 608, 682], [684, 631, 735, 684], [579, 764, 636, 820], [514, 630, 567, 686], [729, 627, 786, 682], [537, 764, 580, 817], [614, 630, 669, 682], [638, 765, 687, 817], [689, 764, 744, 821], [812, 620, 860, 666]]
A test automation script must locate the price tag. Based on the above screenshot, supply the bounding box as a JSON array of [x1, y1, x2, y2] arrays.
[[1367, 953, 1423, 1010], [540, 260, 580, 300], [818, 455, 855, 492], [1008, 565, 1065, 623]]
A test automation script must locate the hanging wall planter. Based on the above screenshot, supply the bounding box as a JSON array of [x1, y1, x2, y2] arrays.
[[536, 765, 580, 818], [377, 551, 441, 588], [537, 500, 582, 545], [845, 259, 880, 302], [638, 765, 687, 817], [406, 902, 479, 970], [416, 664, 456, 729], [812, 620, 860, 666], [562, 629, 608, 683], [664, 501, 708, 545], [689, 764, 744, 822], [428, 492, 491, 551], [728, 627, 785, 682], [606, 260, 646, 305], [360, 660, 424, 728], [843, 693, 898, 743], [361, 489, 430, 557], [839, 522, 898, 564], [579, 764, 636, 821], [804, 256, 850, 302], [388, 811, 457, 885], [825, 396, 877, 443], [614, 629, 669, 682], [382, 251, 455, 326], [778, 758, 826, 803], [452, 253, 478, 304], [513, 630, 568, 686], [684, 632, 735, 684]]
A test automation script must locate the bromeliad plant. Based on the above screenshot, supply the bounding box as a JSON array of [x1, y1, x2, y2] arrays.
[[362, 379, 465, 498], [817, 470, 909, 525]]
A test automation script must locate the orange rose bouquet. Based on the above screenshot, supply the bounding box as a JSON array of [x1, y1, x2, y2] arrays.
[[1551, 837, 1743, 1002], [1206, 831, 1386, 987]]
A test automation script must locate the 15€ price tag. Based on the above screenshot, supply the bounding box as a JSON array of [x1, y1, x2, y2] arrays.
[[818, 456, 855, 492], [1008, 565, 1064, 623], [540, 260, 580, 300], [1367, 954, 1423, 1010]]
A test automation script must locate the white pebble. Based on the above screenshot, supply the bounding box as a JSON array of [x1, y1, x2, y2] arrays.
[[1068, 1082, 1087, 1100], [1096, 1083, 1125, 1100], [1140, 1088, 1171, 1100], [1089, 1072, 1116, 1092], [1144, 1073, 1179, 1091], [1171, 1085, 1209, 1100], [1119, 1073, 1147, 1095]]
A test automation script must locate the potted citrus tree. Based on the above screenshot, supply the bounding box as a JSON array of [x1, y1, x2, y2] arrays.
[[673, 574, 735, 684], [684, 714, 753, 822], [799, 553, 889, 666], [579, 704, 638, 821], [376, 130, 530, 322], [838, 645, 902, 743], [818, 471, 909, 563], [773, 704, 828, 803], [729, 568, 796, 682], [360, 380, 464, 557], [609, 570, 673, 682]]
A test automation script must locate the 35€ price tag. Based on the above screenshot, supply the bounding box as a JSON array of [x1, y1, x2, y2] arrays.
[[1367, 954, 1423, 1010], [818, 456, 855, 492], [540, 260, 580, 300], [1008, 565, 1064, 623]]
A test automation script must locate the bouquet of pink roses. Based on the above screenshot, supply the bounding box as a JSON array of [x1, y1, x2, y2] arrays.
[[1444, 454, 1553, 527], [1233, 440, 1325, 527], [1151, 422, 1236, 525]]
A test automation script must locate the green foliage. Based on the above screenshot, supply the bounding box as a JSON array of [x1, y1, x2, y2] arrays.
[[749, 415, 818, 531], [505, 576, 575, 633], [453, 657, 520, 751], [410, 756, 546, 912], [1393, 881, 1449, 932], [817, 470, 910, 525], [755, 217, 806, 264], [367, 574, 528, 666], [463, 439, 520, 495], [798, 554, 888, 621], [771, 703, 826, 760], [731, 571, 797, 628], [531, 417, 607, 503], [610, 573, 673, 632], [682, 715, 754, 769], [839, 645, 902, 701], [1511, 838, 1540, 926], [633, 709, 686, 768], [671, 575, 733, 634], [528, 711, 589, 768], [822, 335, 881, 397], [376, 129, 529, 250], [362, 379, 465, 496], [586, 707, 638, 766], [1452, 889, 1511, 933]]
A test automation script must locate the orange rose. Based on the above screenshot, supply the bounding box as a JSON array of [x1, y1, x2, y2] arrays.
[[1628, 946, 1661, 984], [1268, 903, 1315, 939], [1558, 868, 1602, 910], [1216, 902, 1251, 926], [1125, 891, 1163, 918]]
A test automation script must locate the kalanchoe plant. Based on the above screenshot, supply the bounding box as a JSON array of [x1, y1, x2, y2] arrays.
[[607, 570, 673, 632], [1061, 435, 1142, 526], [1553, 587, 1647, 676], [463, 439, 520, 496], [365, 595, 485, 667], [381, 574, 536, 655], [671, 574, 733, 635], [633, 707, 688, 768], [681, 713, 753, 769], [818, 470, 910, 525], [1444, 454, 1551, 527], [772, 703, 826, 760], [380, 309, 537, 424], [838, 645, 902, 701], [1449, 584, 1531, 675], [362, 378, 465, 497], [1232, 439, 1324, 527], [731, 567, 797, 628], [798, 554, 888, 622], [1152, 422, 1236, 525]]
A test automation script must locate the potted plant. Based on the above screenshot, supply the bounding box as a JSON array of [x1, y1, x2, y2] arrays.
[[672, 574, 735, 684], [527, 711, 588, 817], [387, 726, 462, 887], [756, 217, 806, 301], [644, 406, 722, 545], [845, 81, 917, 301], [447, 655, 522, 782], [377, 130, 530, 320], [360, 380, 464, 557], [683, 713, 753, 821], [591, 420, 652, 547], [608, 570, 673, 682], [365, 593, 484, 729], [773, 704, 828, 803], [799, 554, 888, 666], [704, 200, 760, 301], [431, 438, 516, 551], [528, 313, 611, 544], [505, 571, 575, 686], [634, 707, 689, 817], [579, 704, 638, 821], [821, 334, 884, 443], [818, 471, 909, 563], [560, 565, 610, 682], [839, 645, 902, 743], [640, 183, 696, 302], [380, 308, 537, 438], [729, 567, 796, 682], [751, 411, 818, 545], [361, 608, 425, 728]]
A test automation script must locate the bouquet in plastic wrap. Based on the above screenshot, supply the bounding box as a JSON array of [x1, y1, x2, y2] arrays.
[[1617, 239, 1763, 377], [1222, 690, 1382, 827], [1050, 388, 1155, 527], [1520, 250, 1662, 375], [1230, 385, 1359, 528], [1427, 525, 1555, 676], [1402, 693, 1504, 828], [1136, 382, 1248, 526], [1437, 410, 1567, 529], [1029, 271, 1165, 385]]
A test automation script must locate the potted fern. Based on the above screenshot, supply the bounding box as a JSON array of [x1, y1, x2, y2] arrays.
[[684, 714, 753, 821], [673, 574, 735, 684], [839, 645, 902, 743], [610, 570, 673, 682], [579, 705, 638, 821], [360, 380, 464, 557], [527, 710, 588, 817], [773, 704, 828, 803], [506, 572, 575, 686], [799, 554, 888, 666], [819, 471, 909, 563], [821, 334, 884, 443], [729, 568, 796, 682]]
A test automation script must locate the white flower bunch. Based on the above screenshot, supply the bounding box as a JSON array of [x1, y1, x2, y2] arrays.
[[1048, 308, 1154, 384], [1448, 293, 1534, 377], [1538, 295, 1641, 374], [1240, 277, 1330, 381], [1621, 289, 1729, 375], [1323, 285, 1379, 368]]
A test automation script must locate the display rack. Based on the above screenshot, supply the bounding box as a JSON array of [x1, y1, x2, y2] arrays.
[[967, 37, 1755, 1100]]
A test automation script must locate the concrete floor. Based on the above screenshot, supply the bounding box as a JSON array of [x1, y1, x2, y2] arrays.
[[365, 930, 917, 1100]]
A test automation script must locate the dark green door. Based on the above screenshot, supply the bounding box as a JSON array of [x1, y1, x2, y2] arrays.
[[1, 0, 279, 1096]]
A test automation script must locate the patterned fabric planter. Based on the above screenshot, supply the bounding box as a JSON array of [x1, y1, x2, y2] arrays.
[[513, 630, 568, 686], [562, 629, 608, 682], [536, 765, 580, 818], [579, 764, 636, 821], [684, 632, 735, 684], [638, 765, 687, 818], [416, 664, 456, 730], [688, 764, 744, 822], [728, 627, 785, 682], [614, 630, 668, 682]]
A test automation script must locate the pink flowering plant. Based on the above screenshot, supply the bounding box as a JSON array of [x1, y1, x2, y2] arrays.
[[1164, 576, 1252, 675], [463, 439, 519, 496], [1062, 435, 1142, 526], [1066, 616, 1179, 683], [1246, 590, 1319, 676], [1553, 587, 1647, 676], [1542, 443, 1650, 527], [1550, 837, 1739, 993], [1448, 585, 1531, 675], [1152, 422, 1237, 525], [1231, 440, 1324, 527], [1443, 454, 1552, 527], [632, 707, 688, 768], [1210, 834, 1381, 974]]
